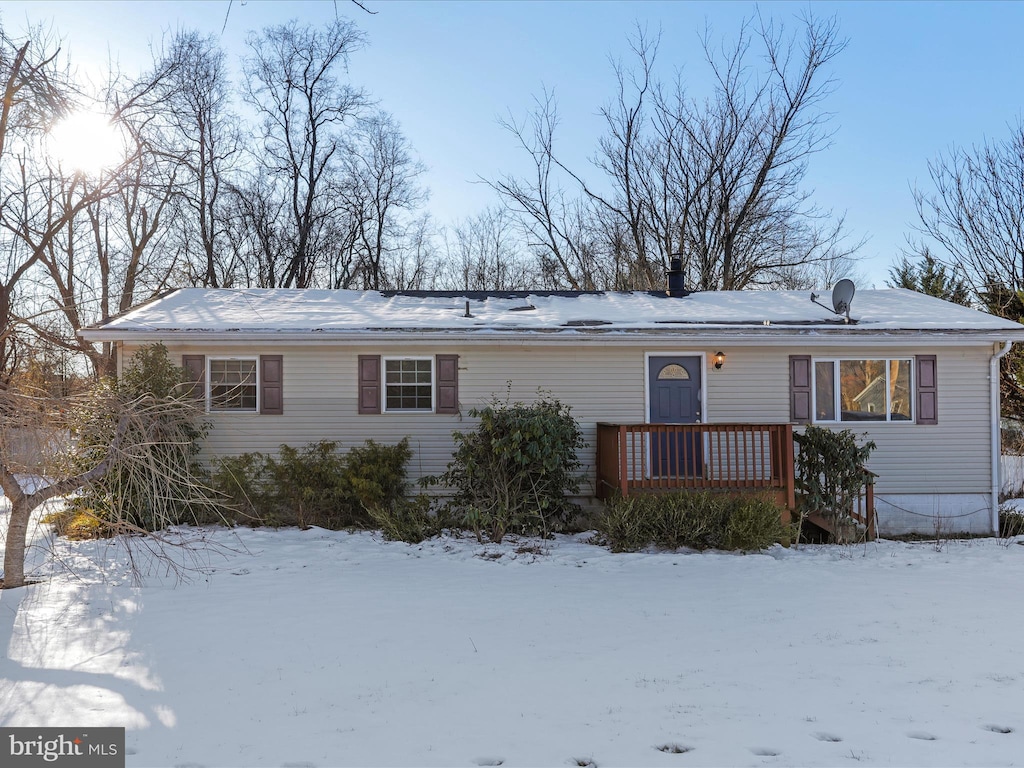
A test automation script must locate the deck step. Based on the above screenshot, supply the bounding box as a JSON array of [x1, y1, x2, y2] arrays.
[[805, 512, 866, 542]]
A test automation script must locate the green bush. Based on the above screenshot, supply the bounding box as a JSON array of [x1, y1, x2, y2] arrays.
[[211, 438, 412, 529], [597, 491, 787, 553], [368, 495, 457, 543], [208, 452, 271, 525], [66, 343, 216, 532], [345, 438, 413, 510], [423, 393, 586, 543], [273, 441, 352, 529], [794, 425, 875, 543], [724, 494, 792, 550]]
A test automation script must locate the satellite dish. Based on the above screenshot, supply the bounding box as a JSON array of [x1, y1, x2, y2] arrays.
[[832, 279, 856, 318]]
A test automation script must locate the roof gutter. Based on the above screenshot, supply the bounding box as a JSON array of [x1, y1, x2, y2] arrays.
[[992, 340, 1014, 534], [77, 327, 1024, 346]]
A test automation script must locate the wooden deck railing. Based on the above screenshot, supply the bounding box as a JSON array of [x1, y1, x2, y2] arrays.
[[596, 422, 796, 510]]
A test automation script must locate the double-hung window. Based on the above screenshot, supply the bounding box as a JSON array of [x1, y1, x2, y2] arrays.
[[358, 354, 459, 415], [813, 358, 913, 422], [209, 358, 258, 412], [384, 357, 434, 412], [182, 354, 283, 415]]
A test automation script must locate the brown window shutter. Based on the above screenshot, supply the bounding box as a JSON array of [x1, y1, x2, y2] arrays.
[[358, 355, 381, 414], [790, 355, 812, 424], [182, 354, 206, 400], [916, 354, 938, 424], [260, 355, 284, 415], [436, 354, 459, 414]]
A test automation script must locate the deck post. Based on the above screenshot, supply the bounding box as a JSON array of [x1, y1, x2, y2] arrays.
[[784, 423, 796, 512], [865, 474, 876, 541], [618, 425, 629, 498]]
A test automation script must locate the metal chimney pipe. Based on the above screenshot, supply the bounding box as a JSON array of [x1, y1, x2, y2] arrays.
[[666, 256, 689, 297]]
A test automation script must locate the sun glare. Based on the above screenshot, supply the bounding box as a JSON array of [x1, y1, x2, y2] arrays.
[[48, 110, 124, 176]]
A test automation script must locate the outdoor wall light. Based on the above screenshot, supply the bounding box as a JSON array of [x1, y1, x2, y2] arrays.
[[713, 351, 726, 370]]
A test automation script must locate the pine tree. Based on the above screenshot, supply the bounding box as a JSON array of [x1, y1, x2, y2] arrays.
[[888, 250, 971, 306]]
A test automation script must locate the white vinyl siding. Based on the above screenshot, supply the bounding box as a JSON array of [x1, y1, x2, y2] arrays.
[[713, 344, 991, 496], [121, 341, 993, 499], [701, 344, 992, 496]]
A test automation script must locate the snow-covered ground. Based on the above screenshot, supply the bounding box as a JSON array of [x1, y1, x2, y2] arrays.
[[2, 516, 1023, 768]]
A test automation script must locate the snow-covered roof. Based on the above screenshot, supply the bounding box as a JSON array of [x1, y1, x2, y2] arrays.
[[79, 287, 1024, 343]]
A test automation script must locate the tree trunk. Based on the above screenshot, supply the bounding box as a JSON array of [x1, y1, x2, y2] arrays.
[[1, 408, 130, 589], [2, 497, 31, 588]]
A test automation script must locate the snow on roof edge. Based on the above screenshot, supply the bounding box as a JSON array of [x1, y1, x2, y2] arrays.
[[82, 287, 1024, 337]]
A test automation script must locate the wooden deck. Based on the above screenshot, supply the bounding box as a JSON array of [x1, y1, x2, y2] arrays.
[[595, 422, 876, 539], [596, 422, 796, 509]]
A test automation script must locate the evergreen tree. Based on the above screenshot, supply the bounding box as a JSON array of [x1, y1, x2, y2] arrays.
[[888, 250, 971, 306]]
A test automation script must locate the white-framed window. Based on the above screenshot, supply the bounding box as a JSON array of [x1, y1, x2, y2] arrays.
[[383, 357, 434, 412], [813, 358, 913, 423], [208, 357, 258, 412]]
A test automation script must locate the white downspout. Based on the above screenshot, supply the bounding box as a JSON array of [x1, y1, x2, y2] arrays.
[[992, 341, 1013, 533]]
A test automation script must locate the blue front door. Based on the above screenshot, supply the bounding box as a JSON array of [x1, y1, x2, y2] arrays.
[[648, 356, 703, 477]]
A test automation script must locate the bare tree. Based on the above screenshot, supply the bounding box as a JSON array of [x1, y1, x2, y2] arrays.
[[241, 19, 367, 288], [340, 111, 427, 289], [437, 208, 536, 291], [159, 31, 243, 288], [14, 50, 186, 379], [912, 126, 1024, 309], [0, 385, 223, 589], [491, 93, 608, 290], [1, 340, 230, 589], [379, 213, 437, 290], [223, 168, 288, 288], [0, 25, 76, 386], [25, 149, 181, 377], [493, 13, 856, 292], [912, 123, 1024, 415]]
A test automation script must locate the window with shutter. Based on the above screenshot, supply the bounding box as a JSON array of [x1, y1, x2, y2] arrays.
[[359, 354, 460, 414], [807, 356, 931, 424]]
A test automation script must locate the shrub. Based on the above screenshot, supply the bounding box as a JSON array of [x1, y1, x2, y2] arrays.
[[42, 506, 114, 541], [207, 452, 272, 525], [793, 425, 875, 544], [724, 494, 792, 550], [597, 491, 787, 552], [345, 438, 413, 510], [368, 495, 456, 543], [1000, 506, 1024, 537], [272, 441, 352, 529], [65, 343, 217, 533], [423, 393, 586, 542], [211, 438, 412, 529]]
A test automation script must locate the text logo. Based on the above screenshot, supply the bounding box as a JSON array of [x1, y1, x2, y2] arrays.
[[1, 728, 125, 768]]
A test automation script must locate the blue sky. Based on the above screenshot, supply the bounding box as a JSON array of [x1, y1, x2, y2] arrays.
[[5, 0, 1024, 288]]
